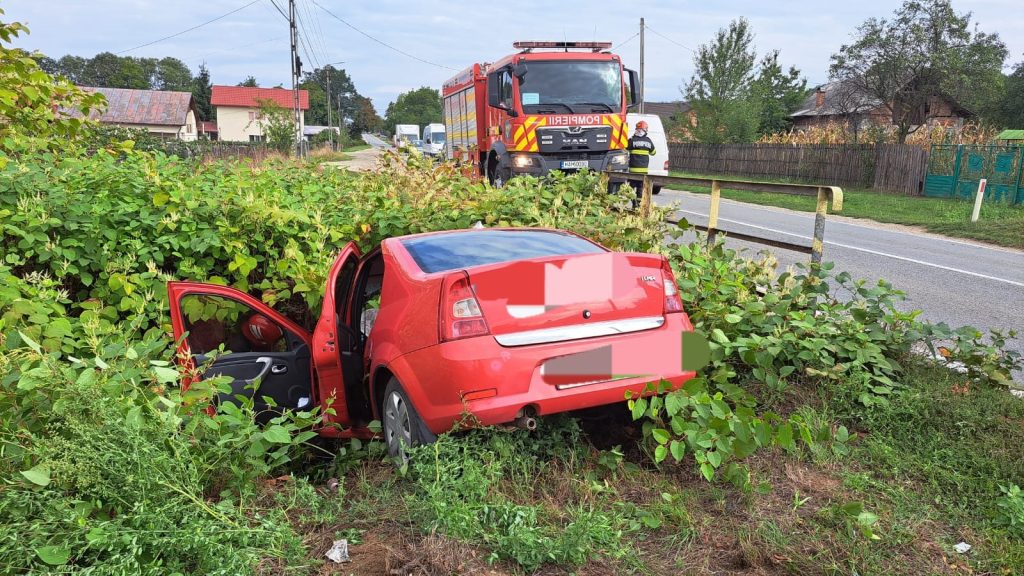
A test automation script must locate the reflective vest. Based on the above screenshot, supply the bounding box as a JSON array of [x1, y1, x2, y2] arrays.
[[627, 134, 656, 173]]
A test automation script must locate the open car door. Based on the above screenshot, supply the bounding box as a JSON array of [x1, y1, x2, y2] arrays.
[[168, 281, 314, 421], [312, 242, 363, 427]]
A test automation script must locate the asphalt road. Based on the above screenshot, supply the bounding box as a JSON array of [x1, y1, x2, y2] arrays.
[[361, 133, 391, 148], [655, 188, 1024, 380]]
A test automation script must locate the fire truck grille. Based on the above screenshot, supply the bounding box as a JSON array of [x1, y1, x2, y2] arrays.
[[536, 126, 612, 153]]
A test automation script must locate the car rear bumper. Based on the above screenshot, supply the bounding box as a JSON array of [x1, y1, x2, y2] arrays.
[[388, 312, 696, 434]]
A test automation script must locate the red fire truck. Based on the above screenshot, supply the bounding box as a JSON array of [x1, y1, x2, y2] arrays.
[[442, 41, 639, 185]]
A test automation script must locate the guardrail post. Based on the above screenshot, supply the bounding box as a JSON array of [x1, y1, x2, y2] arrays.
[[707, 179, 721, 245], [812, 187, 828, 264], [640, 175, 653, 218]]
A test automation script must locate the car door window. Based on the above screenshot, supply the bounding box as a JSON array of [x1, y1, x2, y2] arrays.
[[180, 294, 291, 355]]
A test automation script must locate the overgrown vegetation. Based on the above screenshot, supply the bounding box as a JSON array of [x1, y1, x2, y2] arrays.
[[2, 13, 1023, 575]]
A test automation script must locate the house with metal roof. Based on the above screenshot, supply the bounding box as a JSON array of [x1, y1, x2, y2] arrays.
[[74, 87, 199, 140], [791, 79, 972, 132], [211, 85, 309, 143]]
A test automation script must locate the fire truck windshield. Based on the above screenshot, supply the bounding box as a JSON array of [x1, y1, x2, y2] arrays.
[[517, 61, 622, 113]]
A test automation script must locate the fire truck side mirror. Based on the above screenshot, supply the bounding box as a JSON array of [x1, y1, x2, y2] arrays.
[[626, 68, 640, 111], [512, 63, 527, 80], [487, 73, 502, 109]]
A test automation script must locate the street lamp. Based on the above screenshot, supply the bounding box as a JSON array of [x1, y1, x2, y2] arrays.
[[323, 60, 345, 149]]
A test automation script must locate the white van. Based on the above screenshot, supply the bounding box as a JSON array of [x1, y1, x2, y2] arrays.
[[626, 113, 670, 194], [421, 123, 446, 157]]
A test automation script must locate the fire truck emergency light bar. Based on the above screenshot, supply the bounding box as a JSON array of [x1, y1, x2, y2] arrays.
[[513, 41, 613, 52]]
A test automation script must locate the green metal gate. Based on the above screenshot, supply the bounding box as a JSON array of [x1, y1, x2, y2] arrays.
[[925, 144, 1024, 205]]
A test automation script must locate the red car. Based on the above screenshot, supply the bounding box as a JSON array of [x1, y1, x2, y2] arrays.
[[168, 228, 696, 459]]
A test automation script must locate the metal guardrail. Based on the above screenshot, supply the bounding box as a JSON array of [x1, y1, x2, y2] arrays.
[[605, 172, 844, 264]]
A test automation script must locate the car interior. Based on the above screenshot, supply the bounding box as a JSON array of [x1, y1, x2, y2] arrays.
[[181, 294, 312, 422], [180, 249, 386, 426], [341, 249, 385, 422]]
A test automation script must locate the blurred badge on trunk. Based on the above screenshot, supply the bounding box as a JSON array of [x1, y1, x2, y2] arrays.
[[681, 331, 710, 372]]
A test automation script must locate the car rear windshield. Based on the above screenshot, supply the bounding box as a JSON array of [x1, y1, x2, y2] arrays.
[[401, 230, 605, 274]]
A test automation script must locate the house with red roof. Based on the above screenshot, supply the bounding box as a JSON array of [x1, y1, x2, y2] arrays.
[[211, 85, 310, 143]]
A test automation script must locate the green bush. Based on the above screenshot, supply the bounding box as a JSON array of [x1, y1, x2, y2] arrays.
[[0, 148, 664, 351], [995, 484, 1024, 537], [0, 327, 317, 573]]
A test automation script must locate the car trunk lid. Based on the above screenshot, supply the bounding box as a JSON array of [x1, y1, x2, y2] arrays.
[[468, 252, 666, 344]]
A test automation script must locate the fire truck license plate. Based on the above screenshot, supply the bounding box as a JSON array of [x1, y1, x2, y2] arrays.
[[560, 160, 589, 169]]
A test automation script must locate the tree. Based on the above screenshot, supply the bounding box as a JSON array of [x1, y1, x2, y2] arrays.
[[299, 65, 366, 137], [384, 87, 441, 135], [830, 0, 1007, 142], [0, 12, 105, 153], [192, 64, 213, 122], [251, 98, 295, 153], [994, 60, 1024, 128], [153, 57, 193, 92], [752, 50, 807, 135], [684, 18, 761, 144], [351, 95, 383, 136], [237, 76, 258, 87], [53, 54, 87, 83], [79, 52, 150, 89]]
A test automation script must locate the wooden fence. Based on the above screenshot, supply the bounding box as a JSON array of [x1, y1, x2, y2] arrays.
[[666, 143, 928, 195]]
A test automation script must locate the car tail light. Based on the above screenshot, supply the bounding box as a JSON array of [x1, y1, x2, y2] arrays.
[[664, 160, 669, 170], [440, 272, 490, 341], [661, 258, 684, 314]]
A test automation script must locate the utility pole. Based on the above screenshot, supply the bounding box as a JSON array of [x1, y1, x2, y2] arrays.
[[326, 72, 332, 149], [338, 94, 345, 147], [639, 17, 645, 114], [322, 62, 345, 150], [289, 0, 302, 157]]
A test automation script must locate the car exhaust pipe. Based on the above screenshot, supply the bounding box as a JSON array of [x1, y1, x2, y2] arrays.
[[514, 415, 537, 431]]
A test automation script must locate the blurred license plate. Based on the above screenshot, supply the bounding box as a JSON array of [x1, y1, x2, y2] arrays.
[[560, 160, 589, 169]]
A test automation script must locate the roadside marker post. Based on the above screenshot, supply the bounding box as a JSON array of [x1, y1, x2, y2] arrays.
[[971, 179, 987, 223]]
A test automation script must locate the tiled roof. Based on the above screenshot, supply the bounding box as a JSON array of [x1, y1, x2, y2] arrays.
[[791, 80, 883, 118], [643, 101, 691, 118], [211, 85, 309, 109], [199, 121, 218, 132], [75, 87, 195, 126]]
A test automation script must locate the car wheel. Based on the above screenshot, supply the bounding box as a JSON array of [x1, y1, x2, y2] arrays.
[[652, 185, 662, 195], [382, 378, 435, 464]]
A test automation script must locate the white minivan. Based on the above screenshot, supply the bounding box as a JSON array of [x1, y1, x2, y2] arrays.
[[626, 113, 670, 194]]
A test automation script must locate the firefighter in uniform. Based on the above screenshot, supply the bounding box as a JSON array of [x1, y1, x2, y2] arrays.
[[626, 120, 656, 206]]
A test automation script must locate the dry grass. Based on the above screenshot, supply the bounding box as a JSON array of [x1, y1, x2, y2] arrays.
[[759, 120, 1001, 150]]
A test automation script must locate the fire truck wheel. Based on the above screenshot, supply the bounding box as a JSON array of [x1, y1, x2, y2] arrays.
[[490, 165, 512, 188]]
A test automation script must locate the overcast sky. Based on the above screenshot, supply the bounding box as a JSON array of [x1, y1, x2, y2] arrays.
[[9, 0, 1023, 115]]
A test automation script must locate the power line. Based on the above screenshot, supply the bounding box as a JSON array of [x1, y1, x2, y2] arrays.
[[294, 7, 323, 71], [265, 0, 288, 20], [301, 0, 333, 68], [309, 0, 455, 70], [644, 25, 696, 54], [116, 1, 260, 55], [611, 32, 639, 52], [187, 36, 285, 65]]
